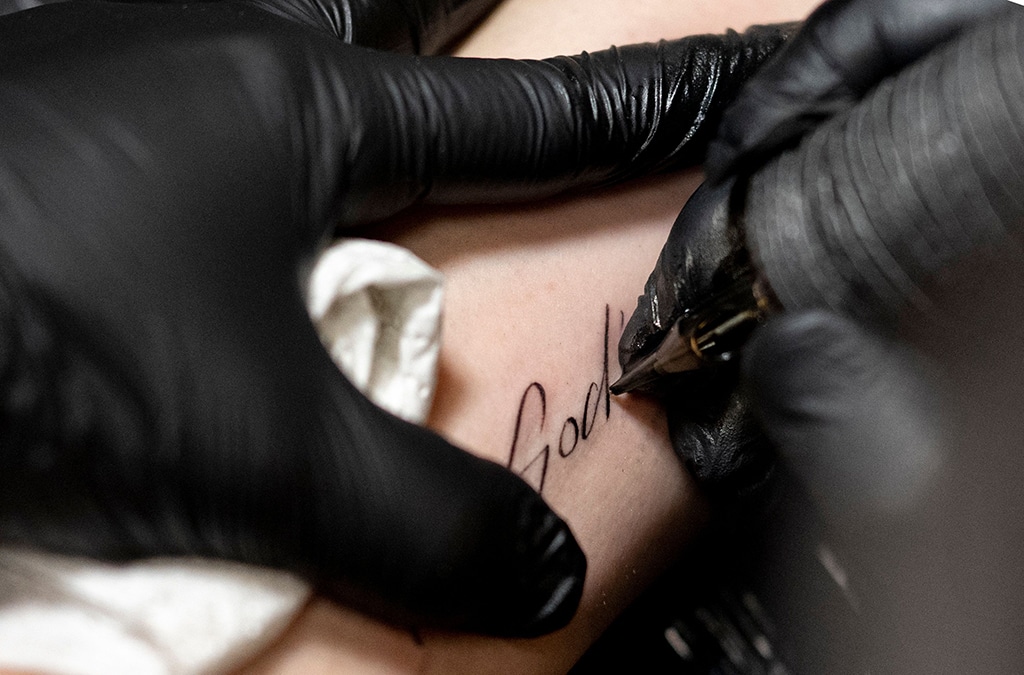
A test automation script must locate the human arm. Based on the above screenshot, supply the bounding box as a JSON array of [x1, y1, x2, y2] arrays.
[[245, 173, 710, 674], [240, 0, 822, 671]]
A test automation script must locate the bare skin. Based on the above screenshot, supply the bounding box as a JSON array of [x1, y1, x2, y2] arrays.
[[239, 1, 820, 672]]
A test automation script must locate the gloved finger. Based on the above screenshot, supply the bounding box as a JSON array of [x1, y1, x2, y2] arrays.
[[743, 5, 1024, 327], [704, 0, 1006, 184], [314, 378, 586, 637], [743, 268, 1024, 671], [307, 22, 796, 226], [0, 3, 794, 238], [618, 179, 736, 371], [662, 367, 775, 510], [618, 178, 775, 507], [239, 0, 501, 53], [264, 317, 586, 637], [741, 310, 944, 526]]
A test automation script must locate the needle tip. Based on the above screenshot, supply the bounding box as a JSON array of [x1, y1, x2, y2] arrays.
[[608, 364, 654, 395]]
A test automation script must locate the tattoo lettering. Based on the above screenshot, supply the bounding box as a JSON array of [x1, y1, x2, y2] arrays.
[[507, 305, 613, 492]]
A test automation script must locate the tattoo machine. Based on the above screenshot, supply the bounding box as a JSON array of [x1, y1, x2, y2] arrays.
[[610, 265, 775, 395]]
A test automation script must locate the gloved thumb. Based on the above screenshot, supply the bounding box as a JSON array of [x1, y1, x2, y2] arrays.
[[705, 0, 1005, 183], [741, 310, 944, 526], [0, 273, 586, 638], [290, 339, 587, 637]]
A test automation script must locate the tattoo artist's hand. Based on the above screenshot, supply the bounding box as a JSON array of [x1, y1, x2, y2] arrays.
[[617, 180, 775, 506], [704, 0, 1007, 183], [0, 0, 794, 636], [627, 0, 1024, 663], [735, 0, 1019, 456], [620, 0, 1015, 504]]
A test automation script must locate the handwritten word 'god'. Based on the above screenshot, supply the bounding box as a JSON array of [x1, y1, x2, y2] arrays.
[[507, 305, 618, 492]]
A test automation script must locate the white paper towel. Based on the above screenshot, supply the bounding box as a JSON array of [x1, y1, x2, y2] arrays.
[[306, 238, 444, 424]]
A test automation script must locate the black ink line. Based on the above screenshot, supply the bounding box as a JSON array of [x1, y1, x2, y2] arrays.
[[605, 303, 612, 422], [508, 382, 550, 493], [558, 417, 580, 458], [582, 304, 612, 439]]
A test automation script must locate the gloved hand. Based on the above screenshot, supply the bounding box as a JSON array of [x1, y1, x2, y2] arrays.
[[733, 4, 1024, 663], [0, 0, 795, 636], [624, 0, 1024, 666], [620, 0, 1015, 503], [617, 179, 775, 506], [732, 0, 1018, 459]]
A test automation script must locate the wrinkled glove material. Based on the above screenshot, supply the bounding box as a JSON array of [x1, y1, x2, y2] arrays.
[[620, 0, 1020, 507], [705, 0, 1007, 182], [746, 6, 1024, 325]]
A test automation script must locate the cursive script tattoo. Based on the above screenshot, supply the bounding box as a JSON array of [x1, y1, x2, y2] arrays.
[[507, 305, 614, 492]]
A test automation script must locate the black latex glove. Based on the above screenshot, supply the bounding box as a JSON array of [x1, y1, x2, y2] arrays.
[[734, 6, 1024, 665], [621, 1, 1024, 668], [0, 0, 795, 637], [620, 0, 1015, 503], [618, 179, 775, 505], [742, 263, 1024, 672], [704, 0, 1007, 183]]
